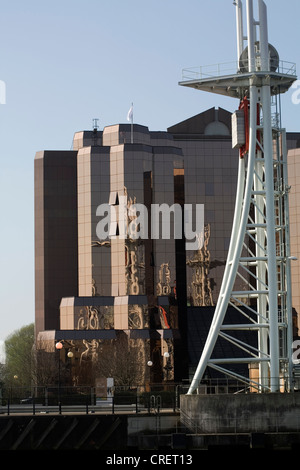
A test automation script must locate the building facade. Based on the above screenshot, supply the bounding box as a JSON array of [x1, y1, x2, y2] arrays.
[[34, 108, 300, 384], [288, 146, 300, 336]]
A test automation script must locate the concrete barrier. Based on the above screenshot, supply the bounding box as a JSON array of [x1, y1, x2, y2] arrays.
[[180, 393, 300, 434]]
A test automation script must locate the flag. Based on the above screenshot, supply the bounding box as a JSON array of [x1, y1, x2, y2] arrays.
[[127, 104, 133, 122]]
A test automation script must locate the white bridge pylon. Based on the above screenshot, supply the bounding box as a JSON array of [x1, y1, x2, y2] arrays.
[[180, 0, 297, 393]]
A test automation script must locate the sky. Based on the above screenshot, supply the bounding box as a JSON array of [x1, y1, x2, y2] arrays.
[[0, 0, 299, 357]]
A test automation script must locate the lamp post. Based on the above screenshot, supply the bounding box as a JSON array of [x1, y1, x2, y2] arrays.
[[163, 352, 171, 382], [147, 350, 172, 384], [67, 350, 74, 387], [55, 342, 74, 409], [55, 342, 63, 408]]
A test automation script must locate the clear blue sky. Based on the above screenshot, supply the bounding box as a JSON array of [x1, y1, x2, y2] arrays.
[[0, 0, 299, 352]]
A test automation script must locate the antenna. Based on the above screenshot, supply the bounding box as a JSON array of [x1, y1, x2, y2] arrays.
[[93, 118, 99, 130], [180, 0, 297, 394]]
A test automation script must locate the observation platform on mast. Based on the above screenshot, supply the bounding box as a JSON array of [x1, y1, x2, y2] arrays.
[[179, 59, 297, 99]]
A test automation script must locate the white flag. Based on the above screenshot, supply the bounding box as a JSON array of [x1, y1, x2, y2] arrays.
[[127, 104, 133, 122]]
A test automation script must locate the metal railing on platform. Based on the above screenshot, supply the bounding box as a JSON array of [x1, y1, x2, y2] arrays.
[[1, 375, 297, 416], [0, 385, 180, 416], [181, 60, 297, 81]]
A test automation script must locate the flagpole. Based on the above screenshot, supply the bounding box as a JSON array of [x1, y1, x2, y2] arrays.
[[127, 103, 134, 143], [130, 102, 133, 144]]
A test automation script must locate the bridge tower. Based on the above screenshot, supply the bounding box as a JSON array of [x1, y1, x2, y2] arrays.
[[180, 0, 297, 393]]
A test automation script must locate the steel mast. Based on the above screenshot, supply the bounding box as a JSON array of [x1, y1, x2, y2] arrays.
[[180, 0, 297, 393]]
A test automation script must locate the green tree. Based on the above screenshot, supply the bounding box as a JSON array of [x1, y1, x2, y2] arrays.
[[4, 323, 35, 387]]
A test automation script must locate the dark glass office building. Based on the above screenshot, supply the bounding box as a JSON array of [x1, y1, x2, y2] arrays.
[[34, 108, 300, 384]]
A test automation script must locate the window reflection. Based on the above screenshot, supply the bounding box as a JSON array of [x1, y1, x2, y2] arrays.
[[75, 305, 114, 330], [187, 224, 214, 306]]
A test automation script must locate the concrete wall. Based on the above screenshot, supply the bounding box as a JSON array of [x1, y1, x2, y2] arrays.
[[180, 393, 300, 434]]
